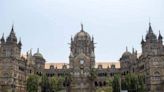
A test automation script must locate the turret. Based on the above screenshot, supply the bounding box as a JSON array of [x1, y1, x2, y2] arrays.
[[18, 38, 22, 49], [0, 33, 5, 44], [6, 25, 17, 43], [145, 22, 157, 43], [158, 31, 163, 44], [141, 36, 145, 45]]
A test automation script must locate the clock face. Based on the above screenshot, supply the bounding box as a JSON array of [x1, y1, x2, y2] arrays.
[[80, 60, 84, 64]]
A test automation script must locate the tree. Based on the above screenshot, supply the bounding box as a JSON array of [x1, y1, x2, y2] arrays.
[[26, 74, 40, 92], [137, 75, 145, 92], [124, 73, 145, 92], [88, 68, 97, 92], [112, 74, 120, 92], [41, 74, 50, 92], [50, 76, 64, 92], [64, 73, 72, 92]]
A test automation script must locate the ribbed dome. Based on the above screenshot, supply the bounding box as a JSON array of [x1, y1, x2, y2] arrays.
[[122, 47, 132, 57], [74, 31, 91, 41], [33, 48, 43, 58], [74, 24, 91, 41], [122, 51, 131, 57]]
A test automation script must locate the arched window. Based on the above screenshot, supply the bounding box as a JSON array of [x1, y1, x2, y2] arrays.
[[153, 71, 160, 80]]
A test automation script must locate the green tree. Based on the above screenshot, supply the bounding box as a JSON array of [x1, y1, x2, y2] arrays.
[[41, 74, 50, 92], [88, 68, 97, 92], [50, 76, 64, 92], [137, 75, 145, 92], [125, 73, 138, 92], [112, 74, 120, 92], [124, 73, 146, 92], [26, 74, 40, 92]]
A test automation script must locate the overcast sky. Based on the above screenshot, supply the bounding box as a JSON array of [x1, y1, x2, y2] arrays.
[[0, 0, 164, 63]]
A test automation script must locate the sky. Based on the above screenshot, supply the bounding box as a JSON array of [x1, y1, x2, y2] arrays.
[[0, 0, 164, 63]]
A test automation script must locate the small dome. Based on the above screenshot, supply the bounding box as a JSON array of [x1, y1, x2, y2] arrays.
[[122, 51, 132, 57], [122, 47, 132, 57], [33, 48, 43, 58]]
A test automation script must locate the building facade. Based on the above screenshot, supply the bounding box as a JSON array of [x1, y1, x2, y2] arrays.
[[0, 23, 164, 92], [120, 23, 164, 92]]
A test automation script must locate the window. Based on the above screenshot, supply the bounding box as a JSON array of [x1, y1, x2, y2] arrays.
[[80, 60, 84, 65], [153, 71, 160, 80]]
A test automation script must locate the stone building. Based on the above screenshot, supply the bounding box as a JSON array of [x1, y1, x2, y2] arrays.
[[0, 23, 163, 92], [0, 25, 26, 92], [120, 23, 164, 92]]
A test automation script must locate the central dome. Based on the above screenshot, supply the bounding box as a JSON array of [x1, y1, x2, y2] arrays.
[[74, 24, 91, 41]]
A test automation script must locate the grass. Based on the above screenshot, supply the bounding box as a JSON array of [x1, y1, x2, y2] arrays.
[[96, 86, 112, 92]]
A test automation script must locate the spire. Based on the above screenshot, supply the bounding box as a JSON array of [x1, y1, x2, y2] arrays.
[[18, 37, 22, 47], [132, 47, 135, 54], [158, 30, 163, 40], [92, 35, 94, 40], [6, 24, 17, 42], [69, 51, 74, 58], [148, 22, 153, 33], [71, 36, 73, 41], [141, 35, 145, 44], [91, 51, 95, 58], [1, 33, 5, 43], [81, 23, 84, 32], [37, 48, 40, 53], [126, 46, 128, 52], [30, 49, 32, 55]]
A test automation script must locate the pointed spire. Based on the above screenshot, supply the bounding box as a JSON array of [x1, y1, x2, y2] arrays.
[[158, 30, 163, 40], [10, 24, 15, 35], [126, 46, 128, 52], [92, 35, 94, 41], [91, 51, 95, 58], [11, 24, 14, 32], [18, 37, 22, 47], [141, 35, 145, 44], [69, 51, 74, 58], [148, 22, 153, 33], [71, 36, 73, 41], [37, 48, 40, 53], [81, 23, 84, 32], [132, 47, 135, 54], [7, 24, 17, 42], [1, 33, 5, 43], [30, 48, 32, 56]]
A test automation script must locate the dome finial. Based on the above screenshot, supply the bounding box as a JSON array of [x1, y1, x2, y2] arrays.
[[81, 23, 84, 31], [126, 46, 128, 52], [148, 20, 153, 33], [37, 48, 39, 53]]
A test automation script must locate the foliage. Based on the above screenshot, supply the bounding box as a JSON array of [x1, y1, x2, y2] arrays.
[[106, 77, 112, 86], [112, 74, 120, 92], [41, 74, 50, 92], [26, 74, 40, 92], [96, 87, 112, 92], [50, 76, 64, 92], [123, 73, 145, 92]]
